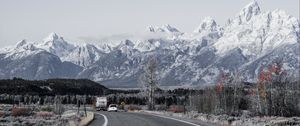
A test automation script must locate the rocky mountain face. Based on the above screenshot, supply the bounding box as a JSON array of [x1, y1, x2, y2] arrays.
[[0, 1, 299, 88]]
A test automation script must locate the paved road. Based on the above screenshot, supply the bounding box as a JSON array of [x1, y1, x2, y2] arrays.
[[89, 111, 207, 126]]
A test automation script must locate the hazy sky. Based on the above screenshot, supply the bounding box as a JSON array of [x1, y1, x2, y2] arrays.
[[0, 0, 299, 47]]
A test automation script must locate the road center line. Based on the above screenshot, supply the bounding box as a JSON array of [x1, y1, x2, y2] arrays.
[[145, 113, 201, 126], [95, 112, 108, 126]]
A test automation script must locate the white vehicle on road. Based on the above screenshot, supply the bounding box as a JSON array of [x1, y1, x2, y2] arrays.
[[96, 97, 107, 111], [107, 104, 118, 112]]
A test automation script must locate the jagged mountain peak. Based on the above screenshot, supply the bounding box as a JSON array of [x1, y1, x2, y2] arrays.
[[41, 32, 72, 46], [97, 44, 112, 53], [0, 2, 298, 88], [13, 39, 38, 51], [37, 32, 75, 57], [49, 32, 59, 39], [194, 17, 219, 33], [120, 39, 134, 46], [215, 1, 299, 59], [239, 1, 261, 22], [43, 32, 64, 43], [41, 32, 71, 49], [161, 24, 180, 32], [15, 39, 28, 48], [148, 24, 180, 33]]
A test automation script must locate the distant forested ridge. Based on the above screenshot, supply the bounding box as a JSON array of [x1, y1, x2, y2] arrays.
[[0, 78, 109, 95]]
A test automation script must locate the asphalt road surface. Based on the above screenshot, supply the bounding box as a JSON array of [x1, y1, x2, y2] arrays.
[[89, 111, 208, 126]]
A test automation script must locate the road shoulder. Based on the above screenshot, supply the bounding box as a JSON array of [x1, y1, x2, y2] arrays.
[[139, 111, 216, 126], [79, 112, 95, 126]]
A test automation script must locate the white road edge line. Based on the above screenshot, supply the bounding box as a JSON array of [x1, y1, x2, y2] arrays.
[[95, 112, 108, 126], [147, 113, 201, 126]]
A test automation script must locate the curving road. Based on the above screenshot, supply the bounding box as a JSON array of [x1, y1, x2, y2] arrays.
[[89, 111, 211, 126]]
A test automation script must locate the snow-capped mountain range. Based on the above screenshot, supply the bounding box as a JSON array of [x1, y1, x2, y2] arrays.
[[0, 1, 299, 88]]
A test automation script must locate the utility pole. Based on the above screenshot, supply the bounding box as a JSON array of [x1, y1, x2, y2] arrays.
[[84, 95, 87, 117], [189, 90, 192, 109], [77, 99, 80, 114]]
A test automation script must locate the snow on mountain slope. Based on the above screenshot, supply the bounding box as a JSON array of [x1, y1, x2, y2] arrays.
[[96, 44, 113, 53], [148, 24, 180, 33], [240, 43, 300, 82], [180, 17, 223, 49], [194, 17, 223, 34], [4, 40, 45, 60], [239, 0, 261, 22], [37, 33, 75, 57], [214, 1, 300, 59], [134, 39, 161, 52], [36, 33, 109, 67], [63, 43, 106, 67], [0, 41, 82, 80], [0, 1, 299, 87]]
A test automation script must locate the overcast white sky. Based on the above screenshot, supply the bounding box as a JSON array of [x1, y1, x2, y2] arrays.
[[0, 0, 299, 47]]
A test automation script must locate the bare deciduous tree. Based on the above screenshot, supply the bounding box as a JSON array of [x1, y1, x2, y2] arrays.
[[139, 57, 159, 110]]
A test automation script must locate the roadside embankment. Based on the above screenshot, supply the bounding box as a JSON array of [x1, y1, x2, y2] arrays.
[[142, 110, 300, 126]]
